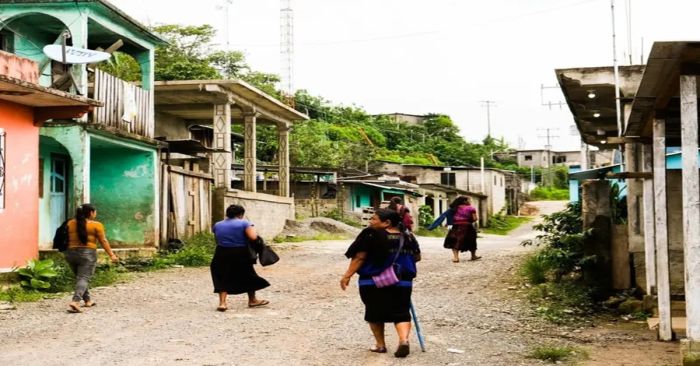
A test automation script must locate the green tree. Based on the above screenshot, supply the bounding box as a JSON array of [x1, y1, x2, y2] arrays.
[[97, 51, 141, 82], [151, 24, 221, 81]]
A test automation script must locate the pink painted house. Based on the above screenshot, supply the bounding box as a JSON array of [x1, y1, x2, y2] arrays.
[[0, 51, 100, 271]]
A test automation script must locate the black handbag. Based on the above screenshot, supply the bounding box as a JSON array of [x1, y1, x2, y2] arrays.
[[259, 244, 280, 266]]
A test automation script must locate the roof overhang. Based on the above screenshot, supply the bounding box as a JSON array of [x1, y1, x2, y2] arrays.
[[624, 41, 700, 146], [154, 80, 308, 126], [556, 65, 644, 148], [417, 183, 487, 198], [0, 74, 102, 123]]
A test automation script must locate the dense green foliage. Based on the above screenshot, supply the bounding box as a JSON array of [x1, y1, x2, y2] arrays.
[[151, 24, 280, 95], [529, 186, 570, 201], [481, 214, 531, 235]]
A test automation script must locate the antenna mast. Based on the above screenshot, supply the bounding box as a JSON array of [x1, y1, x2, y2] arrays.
[[280, 0, 295, 98]]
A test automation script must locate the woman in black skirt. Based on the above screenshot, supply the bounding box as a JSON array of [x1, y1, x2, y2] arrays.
[[210, 204, 270, 312], [340, 209, 421, 358]]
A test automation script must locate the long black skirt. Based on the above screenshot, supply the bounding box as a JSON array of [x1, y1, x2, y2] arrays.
[[443, 223, 477, 252], [210, 246, 270, 294], [359, 284, 412, 323]]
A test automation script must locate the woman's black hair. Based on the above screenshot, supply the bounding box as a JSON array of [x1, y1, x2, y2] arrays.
[[76, 203, 96, 245], [387, 196, 403, 211], [449, 196, 470, 209], [225, 204, 245, 219], [374, 208, 401, 228]]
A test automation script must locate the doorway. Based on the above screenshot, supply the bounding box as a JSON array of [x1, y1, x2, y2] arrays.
[[48, 155, 68, 235]]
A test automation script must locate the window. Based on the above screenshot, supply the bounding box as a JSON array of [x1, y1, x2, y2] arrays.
[[441, 172, 455, 187], [524, 155, 532, 161], [0, 30, 14, 52], [355, 195, 361, 208], [553, 156, 567, 164], [0, 129, 5, 210]]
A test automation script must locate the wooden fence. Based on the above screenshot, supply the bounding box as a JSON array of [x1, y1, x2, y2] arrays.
[[91, 69, 153, 138], [161, 165, 213, 244]]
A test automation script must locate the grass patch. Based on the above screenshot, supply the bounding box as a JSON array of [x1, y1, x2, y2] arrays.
[[0, 287, 52, 303], [527, 281, 595, 324], [482, 215, 531, 235], [520, 253, 550, 285], [414, 226, 448, 238], [528, 345, 587, 363], [529, 186, 570, 201]]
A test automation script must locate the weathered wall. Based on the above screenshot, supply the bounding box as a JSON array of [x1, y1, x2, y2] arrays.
[[295, 199, 338, 218], [90, 137, 157, 246], [154, 112, 189, 140], [213, 188, 295, 240], [0, 100, 38, 270]]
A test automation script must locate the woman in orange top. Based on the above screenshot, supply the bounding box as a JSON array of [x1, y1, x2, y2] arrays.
[[63, 203, 118, 313]]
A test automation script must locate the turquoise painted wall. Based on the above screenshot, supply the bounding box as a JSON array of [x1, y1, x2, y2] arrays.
[[352, 185, 373, 210], [90, 137, 156, 246]]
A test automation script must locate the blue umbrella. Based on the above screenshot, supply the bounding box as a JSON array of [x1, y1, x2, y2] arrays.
[[410, 301, 426, 352]]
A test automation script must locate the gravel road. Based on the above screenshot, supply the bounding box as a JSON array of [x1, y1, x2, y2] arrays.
[[0, 201, 678, 365]]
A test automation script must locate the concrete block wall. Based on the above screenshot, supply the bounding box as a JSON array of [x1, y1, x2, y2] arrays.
[[295, 199, 338, 218], [213, 188, 295, 240]]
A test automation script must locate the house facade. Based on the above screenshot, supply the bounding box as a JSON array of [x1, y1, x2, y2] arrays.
[[0, 0, 166, 253], [0, 52, 99, 271]]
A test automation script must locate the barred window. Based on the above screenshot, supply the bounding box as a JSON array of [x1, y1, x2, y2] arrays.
[[0, 129, 5, 210]]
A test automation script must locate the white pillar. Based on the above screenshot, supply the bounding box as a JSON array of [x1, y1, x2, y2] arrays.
[[243, 113, 257, 192], [653, 116, 673, 341], [680, 74, 700, 341], [277, 124, 290, 197], [641, 143, 656, 294], [212, 104, 231, 188]]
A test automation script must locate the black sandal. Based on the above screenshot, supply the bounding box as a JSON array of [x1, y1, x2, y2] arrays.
[[370, 346, 387, 353], [394, 342, 410, 358]]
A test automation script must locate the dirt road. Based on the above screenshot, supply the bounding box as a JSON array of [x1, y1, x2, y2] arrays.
[[0, 201, 678, 365]]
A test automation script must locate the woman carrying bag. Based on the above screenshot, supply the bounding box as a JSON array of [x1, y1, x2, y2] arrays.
[[340, 209, 421, 358], [210, 204, 270, 312]]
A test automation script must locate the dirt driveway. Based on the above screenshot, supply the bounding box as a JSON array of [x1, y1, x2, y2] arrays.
[[0, 201, 679, 365]]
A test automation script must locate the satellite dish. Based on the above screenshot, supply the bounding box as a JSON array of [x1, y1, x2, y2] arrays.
[[42, 44, 111, 64]]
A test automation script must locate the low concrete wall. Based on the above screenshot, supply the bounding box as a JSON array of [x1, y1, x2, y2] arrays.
[[213, 188, 295, 240], [295, 199, 338, 218]]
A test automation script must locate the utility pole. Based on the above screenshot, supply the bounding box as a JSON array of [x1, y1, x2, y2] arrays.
[[280, 0, 295, 97], [537, 128, 559, 186], [480, 100, 496, 137]]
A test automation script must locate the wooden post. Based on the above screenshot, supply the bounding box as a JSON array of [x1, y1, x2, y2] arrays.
[[653, 116, 673, 341], [680, 74, 700, 341], [243, 112, 257, 192], [641, 143, 657, 294]]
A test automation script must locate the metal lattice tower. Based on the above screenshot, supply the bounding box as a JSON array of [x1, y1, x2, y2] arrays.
[[280, 0, 294, 96]]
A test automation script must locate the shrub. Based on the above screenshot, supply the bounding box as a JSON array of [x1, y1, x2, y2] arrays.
[[159, 232, 216, 267], [16, 259, 58, 290], [482, 213, 531, 235], [417, 205, 434, 227]]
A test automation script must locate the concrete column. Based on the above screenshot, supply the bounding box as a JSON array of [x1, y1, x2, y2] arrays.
[[136, 50, 155, 138], [653, 116, 673, 341], [212, 104, 231, 188], [243, 113, 257, 192], [581, 180, 612, 293], [277, 124, 290, 197], [68, 15, 88, 97], [680, 75, 700, 352], [641, 143, 657, 294]]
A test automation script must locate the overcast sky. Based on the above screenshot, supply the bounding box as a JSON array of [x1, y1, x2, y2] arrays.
[[113, 0, 700, 151]]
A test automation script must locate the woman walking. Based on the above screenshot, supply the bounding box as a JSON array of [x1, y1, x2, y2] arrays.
[[210, 204, 269, 312], [340, 209, 421, 358], [431, 196, 480, 263], [64, 203, 119, 313]]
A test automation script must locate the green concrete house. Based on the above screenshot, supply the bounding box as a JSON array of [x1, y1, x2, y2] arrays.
[[0, 0, 166, 249]]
